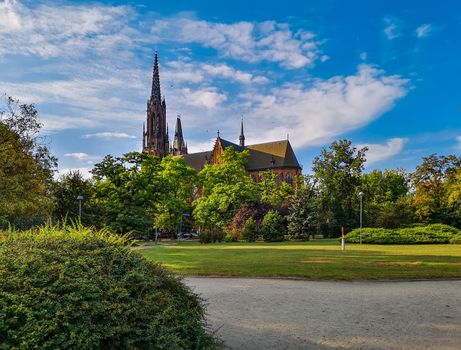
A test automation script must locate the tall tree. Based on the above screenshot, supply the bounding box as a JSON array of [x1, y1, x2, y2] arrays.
[[53, 170, 102, 226], [287, 176, 318, 240], [361, 169, 414, 228], [0, 95, 57, 176], [153, 156, 197, 235], [258, 170, 293, 208], [0, 96, 56, 228], [193, 147, 259, 231], [312, 139, 367, 236], [92, 152, 163, 235], [0, 125, 54, 227], [412, 154, 461, 224]]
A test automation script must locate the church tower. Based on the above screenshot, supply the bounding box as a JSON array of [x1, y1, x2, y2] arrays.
[[143, 52, 169, 157], [172, 115, 188, 156]]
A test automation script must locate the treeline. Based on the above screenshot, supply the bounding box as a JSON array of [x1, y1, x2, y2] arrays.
[[2, 96, 461, 239]]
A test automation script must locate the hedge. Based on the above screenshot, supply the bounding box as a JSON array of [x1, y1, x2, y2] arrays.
[[344, 224, 460, 244], [450, 233, 461, 244], [0, 224, 217, 350]]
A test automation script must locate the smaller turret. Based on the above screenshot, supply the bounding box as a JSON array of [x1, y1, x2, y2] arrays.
[[239, 117, 245, 147], [172, 115, 188, 156]]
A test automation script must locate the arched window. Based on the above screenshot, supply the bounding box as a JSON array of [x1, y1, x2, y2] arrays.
[[286, 173, 293, 185], [276, 174, 282, 185]]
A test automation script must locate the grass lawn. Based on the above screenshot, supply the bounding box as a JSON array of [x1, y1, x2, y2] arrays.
[[139, 240, 461, 280]]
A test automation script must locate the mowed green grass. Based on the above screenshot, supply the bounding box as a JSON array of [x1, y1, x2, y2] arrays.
[[140, 240, 461, 280]]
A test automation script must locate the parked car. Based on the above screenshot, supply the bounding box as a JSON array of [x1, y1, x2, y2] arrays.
[[177, 232, 198, 240]]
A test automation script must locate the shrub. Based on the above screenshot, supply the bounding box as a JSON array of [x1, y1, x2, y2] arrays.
[[231, 203, 271, 234], [450, 233, 461, 244], [344, 224, 460, 244], [242, 217, 259, 242], [0, 224, 217, 350], [261, 210, 287, 242], [224, 230, 239, 242], [198, 228, 225, 243]]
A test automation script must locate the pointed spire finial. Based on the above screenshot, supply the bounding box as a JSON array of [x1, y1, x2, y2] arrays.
[[239, 116, 245, 147], [151, 51, 161, 101], [217, 130, 220, 138]]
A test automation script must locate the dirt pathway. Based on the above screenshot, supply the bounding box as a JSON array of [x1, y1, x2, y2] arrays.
[[186, 278, 461, 349]]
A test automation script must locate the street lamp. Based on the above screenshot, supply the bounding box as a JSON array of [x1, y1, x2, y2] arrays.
[[178, 213, 191, 239], [358, 192, 364, 244], [76, 195, 84, 220]]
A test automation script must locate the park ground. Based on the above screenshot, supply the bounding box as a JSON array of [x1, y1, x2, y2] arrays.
[[140, 240, 461, 280], [186, 277, 461, 349]]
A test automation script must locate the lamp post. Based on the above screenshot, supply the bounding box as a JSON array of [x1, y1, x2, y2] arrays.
[[76, 195, 84, 220], [358, 191, 364, 244], [178, 213, 191, 239]]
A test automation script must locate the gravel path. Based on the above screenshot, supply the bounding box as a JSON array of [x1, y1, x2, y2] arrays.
[[185, 278, 461, 350]]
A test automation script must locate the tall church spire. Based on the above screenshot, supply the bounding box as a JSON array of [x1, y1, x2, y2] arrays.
[[151, 51, 161, 102], [143, 51, 169, 157], [239, 117, 245, 147], [172, 114, 188, 156]]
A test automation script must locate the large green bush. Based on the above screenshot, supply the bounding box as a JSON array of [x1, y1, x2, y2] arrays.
[[0, 225, 216, 350], [242, 217, 259, 242], [450, 233, 461, 244], [198, 228, 225, 243], [261, 210, 286, 242], [344, 224, 460, 244]]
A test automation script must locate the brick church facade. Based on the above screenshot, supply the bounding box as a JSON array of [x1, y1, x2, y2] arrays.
[[142, 53, 302, 184]]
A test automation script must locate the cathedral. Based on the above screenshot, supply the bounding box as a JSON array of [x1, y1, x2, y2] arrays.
[[142, 52, 302, 184]]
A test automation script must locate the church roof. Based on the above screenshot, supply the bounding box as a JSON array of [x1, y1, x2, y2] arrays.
[[246, 140, 301, 170], [183, 138, 301, 172], [219, 138, 245, 152], [183, 151, 213, 172]]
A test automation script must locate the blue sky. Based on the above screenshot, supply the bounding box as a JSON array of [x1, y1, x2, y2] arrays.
[[0, 0, 460, 177]]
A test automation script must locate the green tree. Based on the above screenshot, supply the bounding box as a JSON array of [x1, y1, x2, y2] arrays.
[[361, 169, 414, 228], [92, 152, 163, 236], [412, 154, 461, 225], [261, 210, 286, 242], [312, 139, 367, 236], [259, 170, 294, 207], [53, 170, 102, 226], [0, 104, 55, 228], [193, 147, 259, 231], [153, 156, 197, 235], [242, 217, 259, 242], [287, 179, 317, 240]]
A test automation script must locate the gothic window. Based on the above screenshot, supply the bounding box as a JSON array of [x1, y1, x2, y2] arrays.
[[286, 173, 293, 185]]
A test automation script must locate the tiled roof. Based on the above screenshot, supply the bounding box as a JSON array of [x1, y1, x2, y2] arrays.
[[182, 138, 301, 172], [182, 151, 212, 172], [246, 140, 301, 170]]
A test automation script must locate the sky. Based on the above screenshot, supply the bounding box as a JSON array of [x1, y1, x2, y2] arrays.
[[0, 0, 460, 177]]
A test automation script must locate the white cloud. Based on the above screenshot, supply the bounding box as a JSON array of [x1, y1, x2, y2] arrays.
[[164, 60, 268, 85], [0, 0, 136, 58], [179, 87, 228, 109], [186, 139, 216, 153], [64, 152, 99, 162], [416, 24, 433, 38], [240, 64, 408, 149], [0, 0, 22, 31], [201, 63, 268, 84], [358, 138, 408, 166], [151, 18, 323, 69], [383, 16, 401, 40], [456, 136, 461, 150], [82, 132, 136, 139], [57, 167, 93, 179]]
